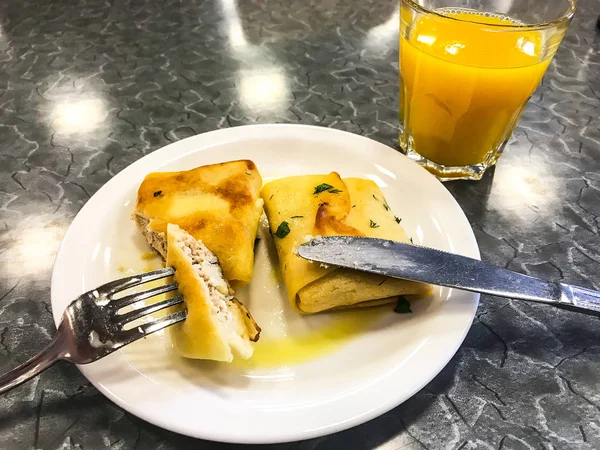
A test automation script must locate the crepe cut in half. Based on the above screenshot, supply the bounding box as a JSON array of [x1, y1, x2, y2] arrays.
[[261, 173, 431, 313], [133, 160, 263, 283], [166, 224, 260, 361]]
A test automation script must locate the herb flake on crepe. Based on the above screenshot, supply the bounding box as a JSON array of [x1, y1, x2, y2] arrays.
[[275, 221, 291, 238], [314, 183, 342, 195], [314, 183, 333, 194]]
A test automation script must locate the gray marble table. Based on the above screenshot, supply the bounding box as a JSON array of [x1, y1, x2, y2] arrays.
[[1, 0, 599, 448]]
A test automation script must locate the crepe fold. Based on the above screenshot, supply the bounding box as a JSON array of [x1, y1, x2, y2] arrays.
[[261, 173, 430, 313], [134, 160, 263, 283]]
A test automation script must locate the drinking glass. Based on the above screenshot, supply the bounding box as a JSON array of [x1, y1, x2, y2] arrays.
[[399, 0, 575, 180]]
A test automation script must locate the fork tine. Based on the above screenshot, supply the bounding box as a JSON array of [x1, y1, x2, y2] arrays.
[[98, 267, 175, 296], [111, 282, 179, 309], [117, 295, 184, 325], [122, 309, 188, 344]]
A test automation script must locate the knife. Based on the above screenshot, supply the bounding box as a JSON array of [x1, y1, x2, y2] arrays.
[[297, 236, 600, 316]]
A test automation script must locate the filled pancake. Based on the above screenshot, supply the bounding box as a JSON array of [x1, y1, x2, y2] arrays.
[[133, 160, 263, 283], [166, 224, 260, 361], [261, 173, 430, 313]]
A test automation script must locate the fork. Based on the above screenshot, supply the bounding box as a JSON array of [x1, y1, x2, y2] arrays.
[[0, 267, 185, 394]]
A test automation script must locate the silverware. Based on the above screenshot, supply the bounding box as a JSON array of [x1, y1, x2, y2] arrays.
[[0, 267, 185, 394], [298, 236, 600, 316]]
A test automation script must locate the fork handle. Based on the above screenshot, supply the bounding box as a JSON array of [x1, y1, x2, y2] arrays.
[[0, 334, 65, 394]]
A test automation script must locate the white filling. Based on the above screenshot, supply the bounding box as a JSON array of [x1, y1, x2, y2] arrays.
[[178, 234, 233, 322]]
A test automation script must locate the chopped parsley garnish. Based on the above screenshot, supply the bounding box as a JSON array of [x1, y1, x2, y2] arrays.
[[372, 194, 379, 201], [383, 203, 390, 211], [395, 216, 402, 224], [269, 194, 274, 200], [369, 219, 379, 228], [352, 205, 356, 208], [314, 183, 342, 195], [153, 190, 162, 197], [394, 296, 412, 314], [274, 221, 291, 239], [314, 183, 333, 194], [290, 215, 304, 219]]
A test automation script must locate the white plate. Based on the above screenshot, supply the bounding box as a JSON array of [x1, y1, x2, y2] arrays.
[[51, 124, 479, 444]]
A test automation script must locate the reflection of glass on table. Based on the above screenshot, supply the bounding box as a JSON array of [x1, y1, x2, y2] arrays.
[[399, 0, 575, 181]]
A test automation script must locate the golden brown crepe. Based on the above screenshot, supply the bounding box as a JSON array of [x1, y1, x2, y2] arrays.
[[166, 224, 260, 361], [261, 173, 430, 313], [133, 160, 263, 283]]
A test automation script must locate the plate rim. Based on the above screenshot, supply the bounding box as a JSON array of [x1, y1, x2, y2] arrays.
[[51, 124, 480, 444]]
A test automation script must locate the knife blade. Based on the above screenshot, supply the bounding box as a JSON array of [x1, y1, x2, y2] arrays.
[[297, 236, 600, 316]]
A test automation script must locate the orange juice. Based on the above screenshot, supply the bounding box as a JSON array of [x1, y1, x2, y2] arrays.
[[400, 9, 552, 168]]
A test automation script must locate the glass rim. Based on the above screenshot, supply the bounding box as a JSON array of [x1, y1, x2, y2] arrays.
[[402, 0, 576, 30]]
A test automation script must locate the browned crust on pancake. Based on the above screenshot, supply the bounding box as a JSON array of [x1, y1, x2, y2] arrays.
[[314, 202, 364, 236], [231, 298, 261, 342], [136, 160, 259, 213]]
